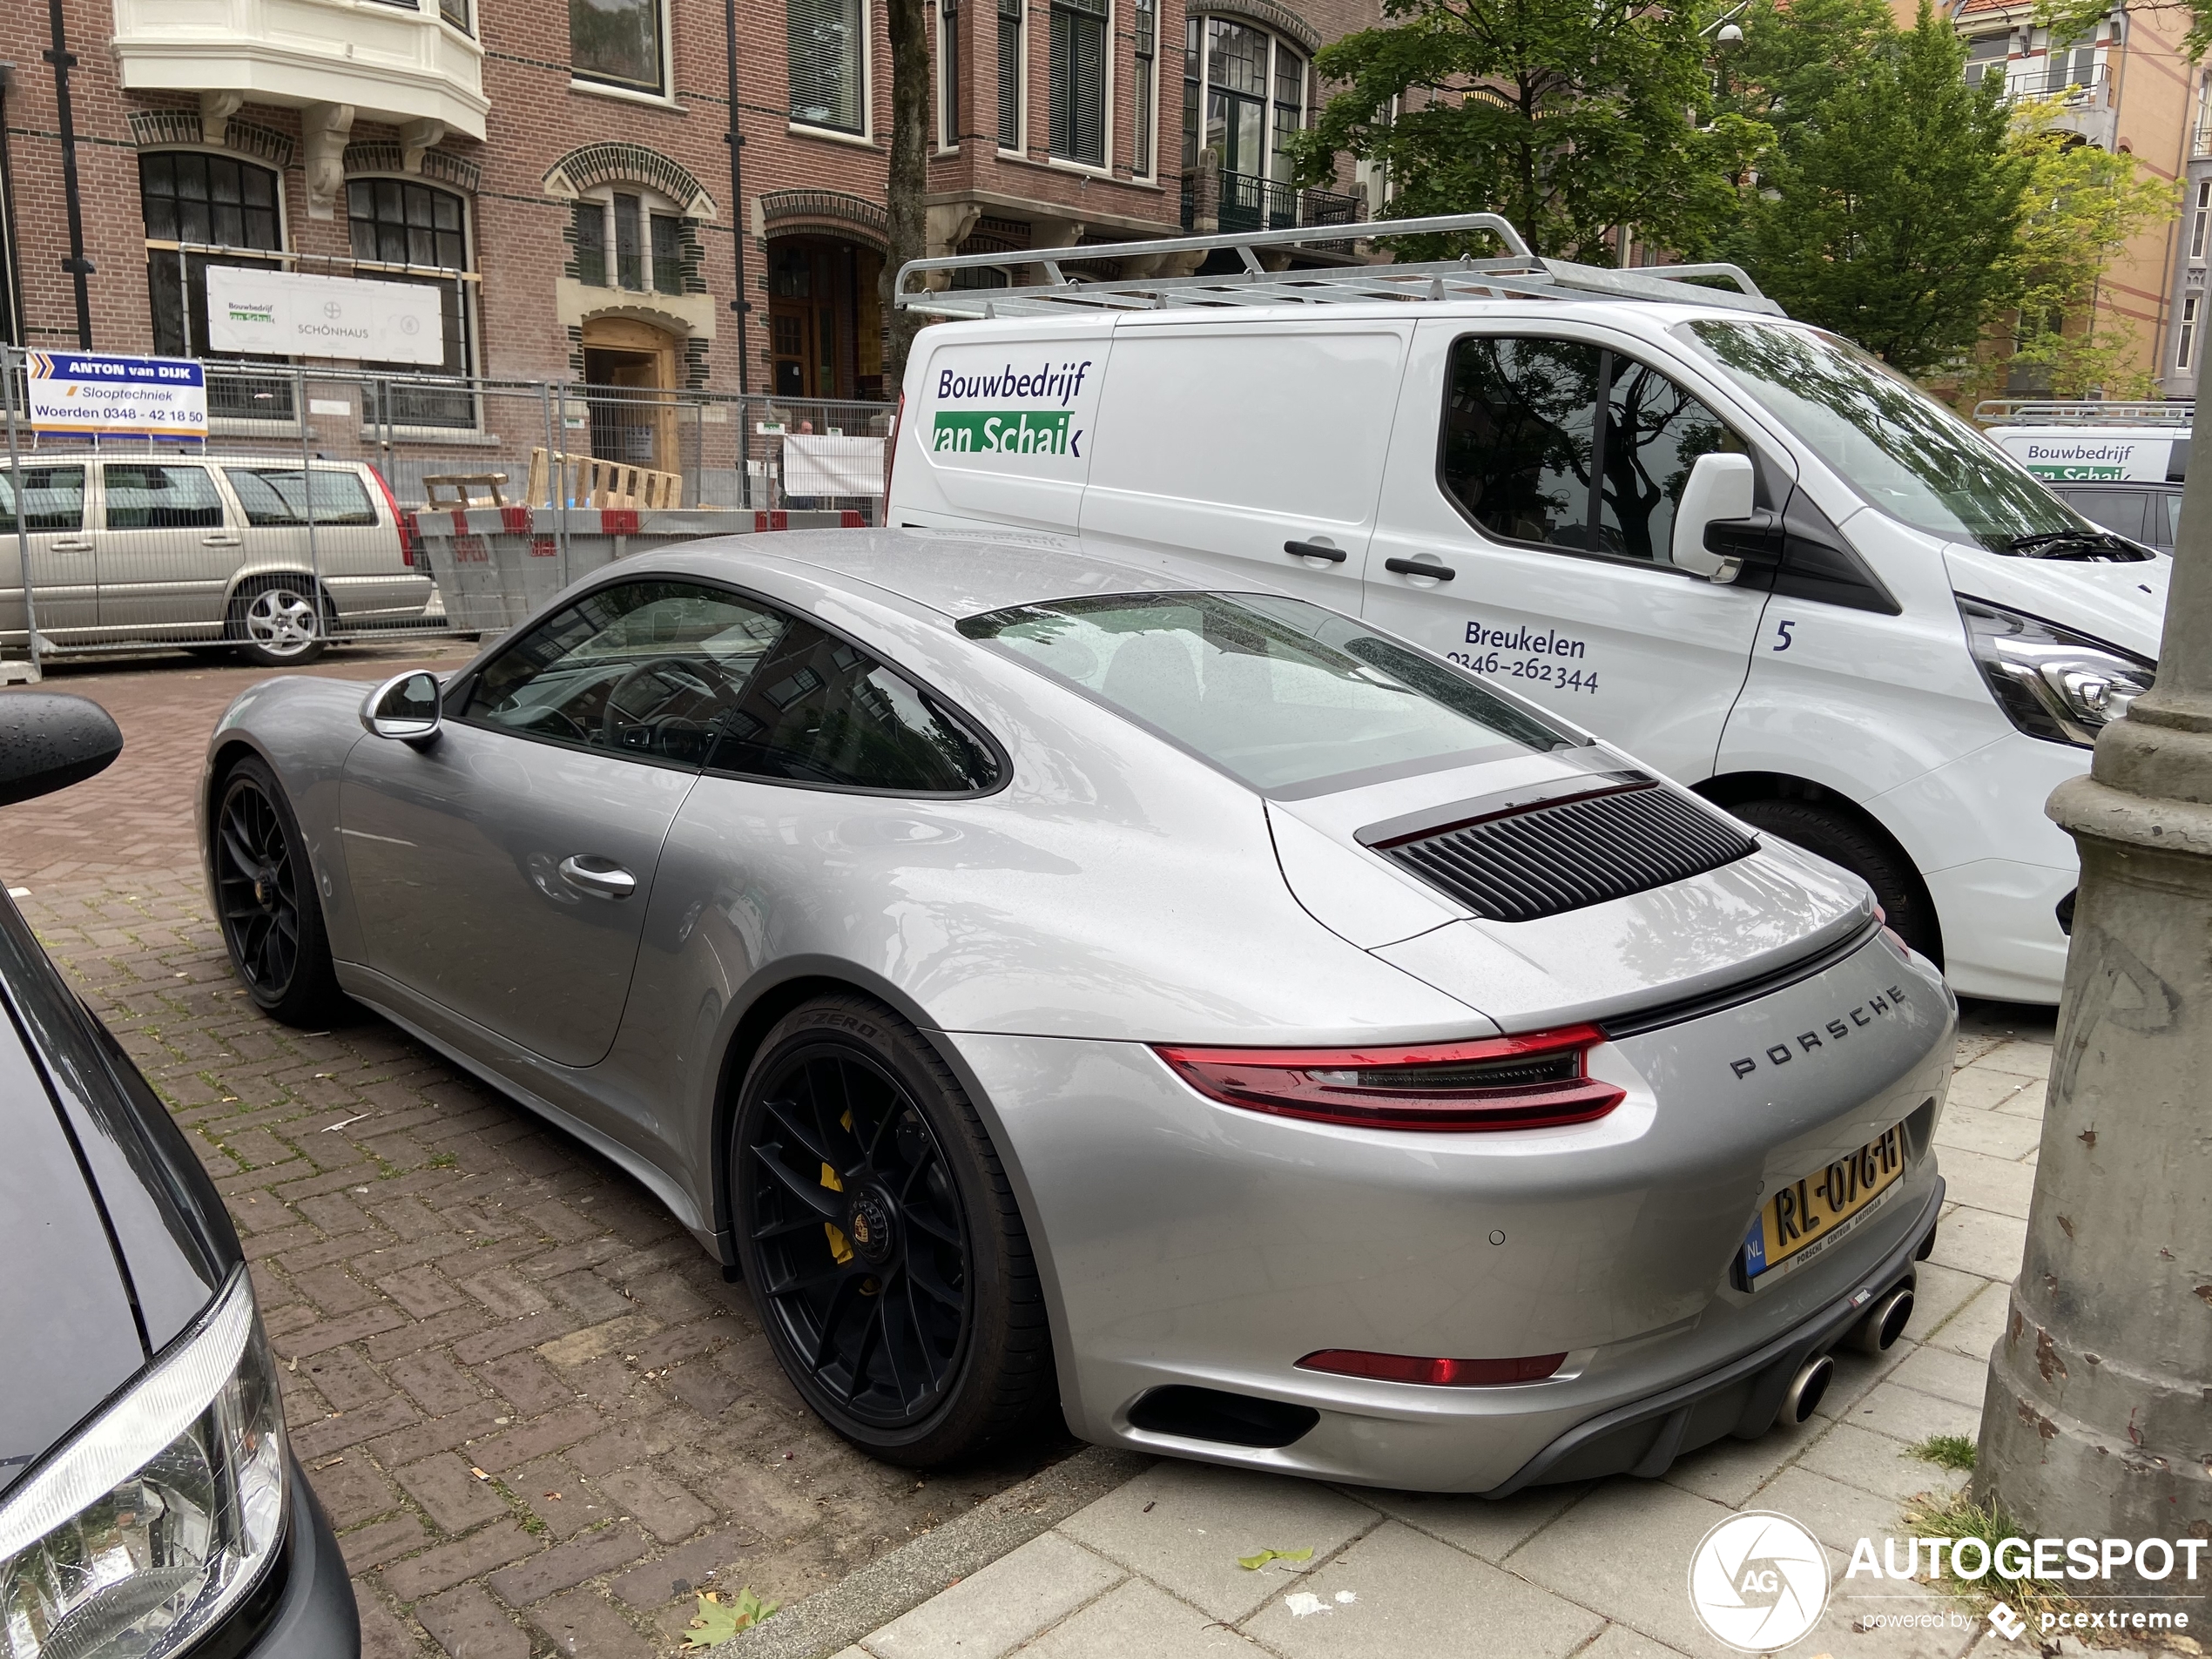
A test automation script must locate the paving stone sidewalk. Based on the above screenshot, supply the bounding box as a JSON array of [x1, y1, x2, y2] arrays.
[[3, 656, 1067, 1659], [792, 1008, 2088, 1659]]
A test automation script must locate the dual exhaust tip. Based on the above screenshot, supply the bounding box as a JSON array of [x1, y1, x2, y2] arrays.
[[1779, 1285, 1914, 1426]]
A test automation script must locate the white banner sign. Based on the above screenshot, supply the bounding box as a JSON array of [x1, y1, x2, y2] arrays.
[[27, 352, 206, 438], [205, 266, 447, 364], [783, 434, 887, 497]]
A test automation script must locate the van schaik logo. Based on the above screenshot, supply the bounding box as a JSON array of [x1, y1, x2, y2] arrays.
[[1689, 1511, 1830, 1651]]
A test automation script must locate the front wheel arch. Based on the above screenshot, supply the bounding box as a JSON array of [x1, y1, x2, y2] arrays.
[[1695, 771, 1944, 967]]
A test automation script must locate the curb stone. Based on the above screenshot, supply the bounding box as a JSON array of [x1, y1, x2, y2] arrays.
[[723, 1447, 1153, 1659]]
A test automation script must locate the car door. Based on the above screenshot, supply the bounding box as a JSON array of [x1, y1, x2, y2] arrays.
[[95, 461, 236, 636], [1365, 320, 1783, 782], [220, 462, 385, 626], [0, 462, 97, 643], [338, 578, 785, 1068], [1076, 319, 1407, 610]]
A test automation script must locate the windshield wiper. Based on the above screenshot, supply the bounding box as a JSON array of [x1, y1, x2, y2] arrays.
[[2005, 529, 2154, 563]]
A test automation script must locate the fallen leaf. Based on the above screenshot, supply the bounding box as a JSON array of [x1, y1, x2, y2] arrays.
[[683, 1587, 778, 1648], [1238, 1548, 1314, 1571]]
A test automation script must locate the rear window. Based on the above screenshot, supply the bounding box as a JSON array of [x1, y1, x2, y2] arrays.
[[223, 467, 378, 527], [959, 591, 1573, 793]]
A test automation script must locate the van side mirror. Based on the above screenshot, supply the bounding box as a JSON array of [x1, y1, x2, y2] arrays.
[[361, 671, 442, 745], [1673, 452, 1758, 580], [0, 693, 124, 806]]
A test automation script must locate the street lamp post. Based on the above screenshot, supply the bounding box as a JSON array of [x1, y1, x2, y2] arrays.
[[1974, 396, 2212, 1585]]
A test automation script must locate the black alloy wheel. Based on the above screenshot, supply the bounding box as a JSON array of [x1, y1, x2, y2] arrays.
[[212, 758, 347, 1025], [732, 996, 1054, 1465]]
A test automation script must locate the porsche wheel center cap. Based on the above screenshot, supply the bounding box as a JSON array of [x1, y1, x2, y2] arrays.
[[846, 1193, 895, 1265]]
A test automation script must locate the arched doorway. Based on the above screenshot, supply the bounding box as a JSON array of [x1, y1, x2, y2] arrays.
[[580, 316, 680, 471], [765, 235, 884, 400]]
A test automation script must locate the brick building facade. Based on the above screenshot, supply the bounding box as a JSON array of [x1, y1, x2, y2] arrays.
[[0, 0, 1379, 442]]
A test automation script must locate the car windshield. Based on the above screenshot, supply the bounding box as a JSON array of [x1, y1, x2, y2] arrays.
[[1679, 320, 2096, 553], [959, 591, 1575, 793]]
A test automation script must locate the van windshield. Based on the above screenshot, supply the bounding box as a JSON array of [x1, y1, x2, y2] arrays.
[[1679, 320, 2096, 553], [958, 591, 1575, 794]]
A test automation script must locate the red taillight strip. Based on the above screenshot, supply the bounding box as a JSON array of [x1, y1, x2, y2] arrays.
[[1151, 1026, 1624, 1133], [1298, 1349, 1568, 1386], [368, 466, 420, 568]]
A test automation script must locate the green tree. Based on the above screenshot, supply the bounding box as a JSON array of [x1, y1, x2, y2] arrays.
[[1290, 0, 1741, 262], [1732, 2, 2032, 377], [1975, 111, 2177, 398]]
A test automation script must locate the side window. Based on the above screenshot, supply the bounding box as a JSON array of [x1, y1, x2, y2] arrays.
[[103, 464, 225, 530], [463, 581, 786, 765], [705, 621, 999, 792], [0, 466, 86, 533], [224, 467, 378, 528], [1442, 336, 1740, 563]]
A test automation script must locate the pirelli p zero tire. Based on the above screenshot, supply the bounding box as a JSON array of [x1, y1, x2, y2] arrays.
[[730, 995, 1055, 1466], [212, 756, 350, 1026], [1733, 797, 1942, 966]]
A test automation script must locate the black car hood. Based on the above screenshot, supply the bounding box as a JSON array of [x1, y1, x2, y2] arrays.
[[0, 1004, 146, 1495], [0, 895, 235, 1497]]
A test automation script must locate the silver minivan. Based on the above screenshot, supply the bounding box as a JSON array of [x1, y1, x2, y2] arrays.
[[0, 455, 433, 665]]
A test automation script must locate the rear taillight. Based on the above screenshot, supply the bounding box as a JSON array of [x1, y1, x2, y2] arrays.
[[883, 390, 905, 506], [1298, 1350, 1567, 1386], [368, 465, 420, 567], [1152, 1027, 1623, 1132]]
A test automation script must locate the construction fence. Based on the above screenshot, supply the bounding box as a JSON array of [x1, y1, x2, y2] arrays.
[[1, 351, 892, 670]]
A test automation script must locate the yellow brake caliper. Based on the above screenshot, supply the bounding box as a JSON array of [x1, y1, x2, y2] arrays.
[[820, 1108, 856, 1264]]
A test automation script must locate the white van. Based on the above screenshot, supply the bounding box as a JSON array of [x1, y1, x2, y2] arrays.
[[883, 215, 2169, 1004]]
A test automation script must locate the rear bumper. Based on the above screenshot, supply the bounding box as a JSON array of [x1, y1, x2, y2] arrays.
[[1490, 1177, 1941, 1495]]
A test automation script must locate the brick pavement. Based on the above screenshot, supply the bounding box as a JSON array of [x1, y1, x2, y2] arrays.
[[2, 651, 1068, 1659]]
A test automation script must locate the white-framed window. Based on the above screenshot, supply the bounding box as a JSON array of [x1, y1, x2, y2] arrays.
[[1183, 16, 1305, 185], [940, 0, 961, 147], [571, 0, 668, 95], [570, 185, 690, 296], [791, 0, 868, 134], [2180, 293, 2202, 371], [997, 0, 1024, 149], [2190, 180, 2211, 263], [1963, 33, 2008, 86], [1049, 0, 1108, 165], [1131, 0, 1157, 178]]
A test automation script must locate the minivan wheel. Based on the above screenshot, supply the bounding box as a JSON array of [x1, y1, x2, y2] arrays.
[[212, 757, 349, 1025], [731, 995, 1055, 1466], [1732, 798, 1942, 965], [229, 580, 330, 667]]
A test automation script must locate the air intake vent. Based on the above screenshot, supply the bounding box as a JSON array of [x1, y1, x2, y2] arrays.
[[1379, 784, 1757, 923]]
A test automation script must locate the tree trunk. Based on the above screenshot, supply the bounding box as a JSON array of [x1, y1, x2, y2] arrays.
[[882, 0, 931, 394]]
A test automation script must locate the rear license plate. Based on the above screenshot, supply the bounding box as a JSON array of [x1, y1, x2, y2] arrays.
[[1741, 1124, 1905, 1289]]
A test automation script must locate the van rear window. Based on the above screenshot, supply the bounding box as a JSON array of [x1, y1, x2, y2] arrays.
[[959, 591, 1573, 794]]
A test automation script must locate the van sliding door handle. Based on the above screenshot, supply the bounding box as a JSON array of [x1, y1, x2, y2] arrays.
[[1283, 539, 1348, 563], [1384, 556, 1456, 582]]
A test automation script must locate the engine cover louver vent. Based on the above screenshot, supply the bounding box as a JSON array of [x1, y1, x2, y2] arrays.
[[1377, 783, 1757, 923]]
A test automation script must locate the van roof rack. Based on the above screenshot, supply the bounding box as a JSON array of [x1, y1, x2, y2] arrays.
[[892, 212, 1786, 320], [1974, 399, 2194, 427]]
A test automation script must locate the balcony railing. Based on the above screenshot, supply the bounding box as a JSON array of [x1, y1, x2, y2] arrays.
[[1179, 169, 1364, 237], [1998, 59, 2108, 108]]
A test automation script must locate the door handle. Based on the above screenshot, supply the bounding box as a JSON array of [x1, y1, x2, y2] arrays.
[[558, 855, 637, 900], [1384, 556, 1457, 582], [1284, 539, 1348, 563], [201, 534, 243, 547], [52, 539, 91, 552]]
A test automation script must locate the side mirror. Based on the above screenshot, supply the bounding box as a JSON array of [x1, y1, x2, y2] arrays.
[[1672, 452, 1758, 580], [361, 671, 442, 745], [0, 693, 124, 806]]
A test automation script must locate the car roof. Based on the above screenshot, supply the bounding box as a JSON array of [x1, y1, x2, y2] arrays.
[[656, 527, 1209, 620]]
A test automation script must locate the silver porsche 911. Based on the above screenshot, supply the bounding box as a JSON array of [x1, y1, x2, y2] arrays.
[[200, 529, 1951, 1492]]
